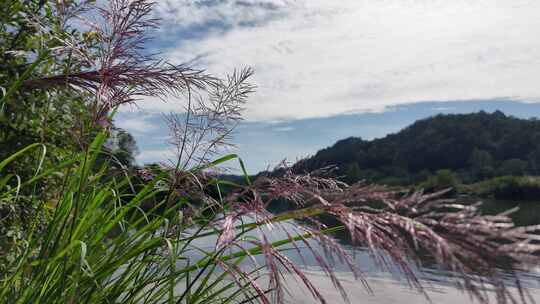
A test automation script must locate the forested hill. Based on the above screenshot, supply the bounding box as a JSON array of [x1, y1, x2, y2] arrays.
[[293, 111, 540, 185]]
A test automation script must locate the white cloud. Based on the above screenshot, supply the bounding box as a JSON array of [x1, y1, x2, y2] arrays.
[[153, 0, 295, 29], [432, 106, 456, 112], [115, 114, 157, 134], [274, 126, 294, 132], [136, 148, 175, 164], [139, 0, 540, 121]]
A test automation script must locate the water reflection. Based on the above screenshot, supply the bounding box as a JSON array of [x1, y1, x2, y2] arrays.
[[281, 197, 540, 303], [181, 198, 540, 303], [477, 198, 540, 227]]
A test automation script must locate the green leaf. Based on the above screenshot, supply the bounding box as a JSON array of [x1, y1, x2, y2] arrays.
[[0, 143, 45, 173]]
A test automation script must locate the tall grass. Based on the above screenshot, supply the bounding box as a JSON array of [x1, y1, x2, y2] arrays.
[[0, 131, 282, 303], [0, 130, 352, 303]]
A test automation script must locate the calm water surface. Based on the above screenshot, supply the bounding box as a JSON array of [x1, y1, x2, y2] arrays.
[[188, 197, 540, 303], [281, 198, 540, 303]]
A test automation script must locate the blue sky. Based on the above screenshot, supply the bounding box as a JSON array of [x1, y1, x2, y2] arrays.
[[116, 0, 540, 172], [117, 99, 540, 172]]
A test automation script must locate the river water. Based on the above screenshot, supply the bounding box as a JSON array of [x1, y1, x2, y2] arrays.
[[185, 198, 540, 303], [276, 198, 540, 303]]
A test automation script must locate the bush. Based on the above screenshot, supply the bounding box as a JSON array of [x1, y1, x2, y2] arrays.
[[471, 176, 540, 200], [419, 169, 457, 193], [499, 159, 528, 176], [0, 194, 49, 273]]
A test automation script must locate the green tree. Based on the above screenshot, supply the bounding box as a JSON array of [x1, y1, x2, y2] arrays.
[[344, 162, 361, 183], [107, 128, 139, 168], [527, 147, 540, 174], [422, 169, 457, 192], [435, 169, 457, 189], [468, 148, 494, 180], [499, 159, 528, 176], [0, 0, 97, 181]]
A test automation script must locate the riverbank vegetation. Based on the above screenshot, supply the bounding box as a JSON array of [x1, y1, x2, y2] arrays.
[[2, 1, 540, 304], [460, 176, 540, 200], [293, 111, 540, 199], [296, 111, 540, 183]]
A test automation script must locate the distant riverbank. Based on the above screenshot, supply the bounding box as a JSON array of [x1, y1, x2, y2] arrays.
[[457, 176, 540, 201]]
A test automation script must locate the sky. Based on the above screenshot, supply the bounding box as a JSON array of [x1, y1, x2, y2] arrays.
[[116, 0, 540, 172]]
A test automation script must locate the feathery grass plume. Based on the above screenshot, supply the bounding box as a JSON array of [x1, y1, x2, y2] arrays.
[[22, 0, 215, 126], [165, 68, 255, 170], [219, 163, 540, 304]]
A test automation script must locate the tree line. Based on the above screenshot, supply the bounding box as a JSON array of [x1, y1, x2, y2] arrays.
[[295, 111, 540, 186]]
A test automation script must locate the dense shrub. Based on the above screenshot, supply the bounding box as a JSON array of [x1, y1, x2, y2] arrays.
[[471, 176, 540, 200]]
